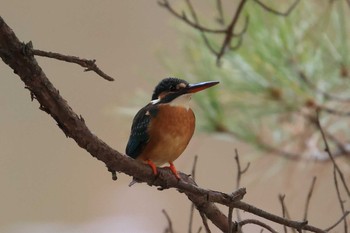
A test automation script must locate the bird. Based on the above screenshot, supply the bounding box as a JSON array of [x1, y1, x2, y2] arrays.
[[125, 77, 219, 179]]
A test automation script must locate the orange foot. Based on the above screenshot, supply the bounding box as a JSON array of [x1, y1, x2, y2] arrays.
[[147, 160, 158, 175], [168, 162, 181, 180]]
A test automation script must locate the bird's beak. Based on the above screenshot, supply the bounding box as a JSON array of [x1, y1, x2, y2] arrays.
[[186, 81, 220, 94]]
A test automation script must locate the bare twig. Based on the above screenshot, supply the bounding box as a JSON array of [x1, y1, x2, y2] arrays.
[[31, 48, 114, 81], [234, 149, 250, 189], [324, 211, 350, 232], [216, 0, 248, 64], [302, 113, 350, 158], [159, 0, 249, 64], [163, 209, 175, 233], [158, 0, 226, 34], [238, 219, 278, 233], [254, 0, 300, 16], [199, 211, 211, 233], [215, 0, 225, 25], [303, 177, 317, 222], [160, 0, 300, 63], [315, 110, 350, 197], [183, 0, 220, 57], [332, 166, 348, 233], [234, 149, 250, 222], [316, 110, 349, 232], [228, 206, 234, 233], [234, 201, 326, 233], [189, 155, 199, 233], [279, 195, 288, 233]]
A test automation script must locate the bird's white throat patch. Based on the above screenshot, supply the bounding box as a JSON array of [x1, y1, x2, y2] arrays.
[[169, 94, 192, 109], [150, 94, 192, 110]]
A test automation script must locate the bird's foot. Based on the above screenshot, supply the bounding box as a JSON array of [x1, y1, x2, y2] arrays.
[[168, 162, 180, 180], [147, 160, 158, 175]]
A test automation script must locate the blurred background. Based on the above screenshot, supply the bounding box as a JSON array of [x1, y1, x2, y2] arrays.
[[0, 1, 349, 232]]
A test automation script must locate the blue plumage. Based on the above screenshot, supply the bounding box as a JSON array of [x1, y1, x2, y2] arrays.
[[126, 104, 158, 159]]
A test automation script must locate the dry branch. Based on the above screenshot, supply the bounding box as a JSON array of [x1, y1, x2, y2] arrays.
[[160, 0, 300, 63], [23, 42, 114, 81]]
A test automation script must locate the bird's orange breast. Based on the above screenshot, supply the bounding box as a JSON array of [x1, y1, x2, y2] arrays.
[[137, 104, 195, 166]]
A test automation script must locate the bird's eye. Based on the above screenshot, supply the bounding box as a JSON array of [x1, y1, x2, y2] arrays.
[[169, 86, 177, 91]]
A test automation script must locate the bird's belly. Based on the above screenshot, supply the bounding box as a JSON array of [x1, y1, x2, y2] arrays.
[[138, 106, 195, 166]]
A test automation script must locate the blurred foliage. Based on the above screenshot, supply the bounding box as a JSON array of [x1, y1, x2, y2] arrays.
[[162, 0, 350, 159]]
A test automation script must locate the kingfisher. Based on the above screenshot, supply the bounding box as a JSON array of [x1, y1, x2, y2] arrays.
[[126, 77, 219, 179]]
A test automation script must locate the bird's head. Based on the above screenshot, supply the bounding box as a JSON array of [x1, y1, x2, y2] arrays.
[[151, 77, 219, 108]]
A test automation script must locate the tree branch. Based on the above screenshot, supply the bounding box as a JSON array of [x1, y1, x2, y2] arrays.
[[238, 219, 278, 233], [158, 0, 226, 34], [163, 209, 175, 233], [254, 0, 300, 16], [316, 109, 349, 232], [26, 44, 114, 81], [303, 177, 317, 222], [216, 0, 248, 64]]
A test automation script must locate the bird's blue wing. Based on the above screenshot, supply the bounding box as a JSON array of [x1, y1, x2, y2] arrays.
[[125, 104, 158, 159]]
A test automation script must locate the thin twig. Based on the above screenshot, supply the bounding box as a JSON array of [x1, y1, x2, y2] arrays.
[[199, 211, 211, 233], [228, 206, 234, 233], [303, 177, 317, 222], [232, 15, 249, 37], [158, 0, 226, 34], [184, 0, 219, 57], [333, 166, 348, 233], [31, 48, 114, 81], [315, 110, 350, 197], [234, 149, 250, 222], [303, 113, 350, 158], [238, 219, 278, 233], [235, 201, 324, 233], [324, 211, 350, 232], [189, 155, 199, 233], [216, 0, 225, 25], [279, 195, 288, 233], [159, 0, 250, 63], [162, 209, 175, 233], [216, 0, 248, 64], [235, 149, 250, 189], [316, 110, 349, 232], [279, 195, 298, 233], [254, 0, 300, 16]]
